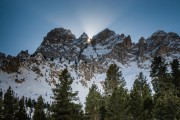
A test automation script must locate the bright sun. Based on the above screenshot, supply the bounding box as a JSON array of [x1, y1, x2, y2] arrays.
[[87, 38, 91, 43]]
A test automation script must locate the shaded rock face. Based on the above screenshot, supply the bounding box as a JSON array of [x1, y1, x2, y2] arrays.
[[1, 57, 20, 73], [136, 37, 147, 62], [110, 35, 133, 64], [91, 28, 115, 46], [76, 32, 89, 50], [17, 50, 30, 61], [35, 28, 79, 60], [146, 30, 180, 57], [42, 28, 75, 44], [123, 35, 132, 50]]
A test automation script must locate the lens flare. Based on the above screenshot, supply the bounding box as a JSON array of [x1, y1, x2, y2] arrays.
[[47, 3, 122, 38], [77, 8, 117, 38], [87, 38, 91, 43]]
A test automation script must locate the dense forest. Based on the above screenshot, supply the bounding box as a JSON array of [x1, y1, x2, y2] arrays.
[[0, 56, 180, 120]]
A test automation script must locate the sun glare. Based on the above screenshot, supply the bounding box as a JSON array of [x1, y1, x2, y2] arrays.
[[87, 38, 91, 43]]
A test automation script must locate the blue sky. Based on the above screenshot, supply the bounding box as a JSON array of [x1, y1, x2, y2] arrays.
[[0, 0, 180, 56]]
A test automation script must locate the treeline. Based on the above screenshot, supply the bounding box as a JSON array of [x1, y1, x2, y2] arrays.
[[0, 86, 50, 120], [0, 56, 180, 120]]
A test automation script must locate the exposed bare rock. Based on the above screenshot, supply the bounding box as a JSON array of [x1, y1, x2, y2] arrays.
[[91, 28, 115, 46], [146, 30, 180, 57], [136, 37, 147, 62], [1, 57, 20, 73], [123, 35, 132, 50], [17, 50, 30, 61], [35, 28, 79, 60], [42, 28, 75, 45], [110, 35, 134, 64]]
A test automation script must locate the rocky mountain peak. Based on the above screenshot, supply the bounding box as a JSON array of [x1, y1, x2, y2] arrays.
[[92, 28, 115, 45], [17, 50, 30, 59], [94, 28, 115, 39], [80, 32, 88, 39], [35, 28, 78, 59], [152, 30, 167, 37], [122, 35, 132, 49], [145, 30, 180, 57], [146, 30, 167, 45], [77, 32, 89, 43], [167, 32, 180, 40], [41, 27, 76, 45], [136, 37, 147, 62], [138, 37, 146, 45]]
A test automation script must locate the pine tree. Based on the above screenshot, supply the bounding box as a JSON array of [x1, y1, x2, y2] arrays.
[[153, 92, 180, 120], [14, 96, 29, 120], [150, 58, 180, 119], [171, 59, 180, 96], [150, 56, 167, 95], [129, 80, 143, 120], [106, 86, 129, 120], [33, 96, 46, 120], [3, 86, 16, 120], [129, 72, 153, 120], [85, 84, 102, 120], [104, 64, 125, 95], [51, 68, 82, 120], [46, 103, 53, 120], [27, 97, 32, 108]]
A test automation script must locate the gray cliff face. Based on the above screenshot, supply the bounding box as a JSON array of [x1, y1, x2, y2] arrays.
[[35, 28, 79, 60], [146, 31, 180, 57], [0, 28, 180, 81]]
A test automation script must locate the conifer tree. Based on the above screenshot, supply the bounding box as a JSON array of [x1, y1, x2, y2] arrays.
[[150, 58, 180, 119], [3, 86, 16, 120], [85, 84, 102, 120], [104, 64, 125, 95], [103, 64, 127, 120], [171, 59, 180, 96], [27, 98, 32, 108], [51, 68, 82, 120], [153, 92, 180, 120], [106, 86, 129, 120], [129, 72, 153, 120], [33, 96, 46, 120], [14, 96, 29, 120], [150, 56, 167, 95]]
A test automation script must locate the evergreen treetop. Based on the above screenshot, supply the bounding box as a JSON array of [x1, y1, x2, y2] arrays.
[[104, 64, 126, 95], [51, 68, 82, 120]]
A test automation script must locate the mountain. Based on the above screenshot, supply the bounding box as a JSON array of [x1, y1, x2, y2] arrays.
[[0, 28, 180, 107]]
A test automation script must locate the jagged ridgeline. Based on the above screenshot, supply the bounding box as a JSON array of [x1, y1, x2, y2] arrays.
[[0, 27, 180, 108], [1, 28, 180, 77]]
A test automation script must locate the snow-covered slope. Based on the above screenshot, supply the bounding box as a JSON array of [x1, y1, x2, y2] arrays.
[[0, 58, 152, 108]]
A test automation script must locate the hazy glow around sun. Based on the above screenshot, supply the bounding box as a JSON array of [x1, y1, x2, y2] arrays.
[[78, 9, 119, 38], [87, 38, 91, 43], [46, 2, 123, 39]]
